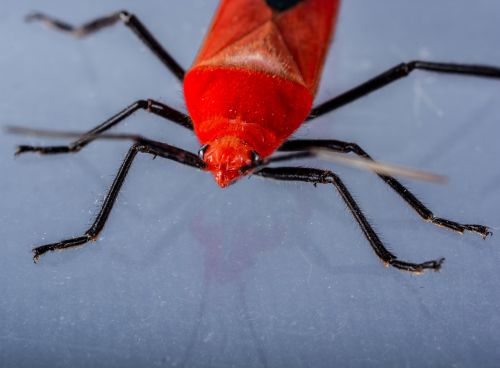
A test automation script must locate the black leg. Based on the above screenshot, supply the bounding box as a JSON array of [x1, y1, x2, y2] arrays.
[[255, 166, 444, 273], [32, 137, 206, 262], [15, 99, 192, 155], [278, 139, 491, 239], [308, 60, 500, 120], [26, 10, 185, 81]]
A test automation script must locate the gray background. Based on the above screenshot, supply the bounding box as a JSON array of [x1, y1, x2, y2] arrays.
[[1, 1, 500, 367]]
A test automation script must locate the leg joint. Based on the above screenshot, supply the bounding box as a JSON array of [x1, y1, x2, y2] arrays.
[[135, 99, 149, 109], [403, 61, 419, 74], [131, 142, 146, 152], [119, 11, 132, 22], [343, 142, 362, 154], [320, 170, 338, 184]]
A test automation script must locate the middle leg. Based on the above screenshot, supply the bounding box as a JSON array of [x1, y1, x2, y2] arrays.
[[16, 99, 193, 155]]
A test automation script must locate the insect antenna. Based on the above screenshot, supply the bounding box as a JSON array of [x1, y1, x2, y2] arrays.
[[6, 125, 446, 183], [241, 147, 446, 184], [5, 125, 144, 142]]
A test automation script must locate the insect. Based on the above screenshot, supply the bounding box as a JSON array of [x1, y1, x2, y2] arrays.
[[14, 0, 499, 272]]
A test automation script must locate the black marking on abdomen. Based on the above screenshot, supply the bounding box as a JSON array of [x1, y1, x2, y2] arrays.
[[266, 0, 304, 12]]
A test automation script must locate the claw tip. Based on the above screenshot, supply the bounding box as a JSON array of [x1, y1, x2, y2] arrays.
[[434, 257, 445, 271], [32, 249, 41, 263]]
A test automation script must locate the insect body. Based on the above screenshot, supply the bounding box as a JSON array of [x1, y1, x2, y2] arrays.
[[15, 1, 499, 272], [184, 0, 338, 186]]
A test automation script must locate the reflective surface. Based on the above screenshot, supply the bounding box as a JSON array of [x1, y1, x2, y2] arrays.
[[1, 1, 500, 367]]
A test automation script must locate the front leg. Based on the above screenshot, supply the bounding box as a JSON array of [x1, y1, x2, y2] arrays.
[[256, 166, 444, 274], [32, 137, 205, 262], [278, 139, 491, 239]]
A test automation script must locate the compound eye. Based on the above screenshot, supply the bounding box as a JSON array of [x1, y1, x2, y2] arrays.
[[250, 150, 262, 164], [198, 144, 209, 160]]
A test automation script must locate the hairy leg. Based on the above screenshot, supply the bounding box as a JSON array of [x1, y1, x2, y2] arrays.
[[31, 137, 205, 262]]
